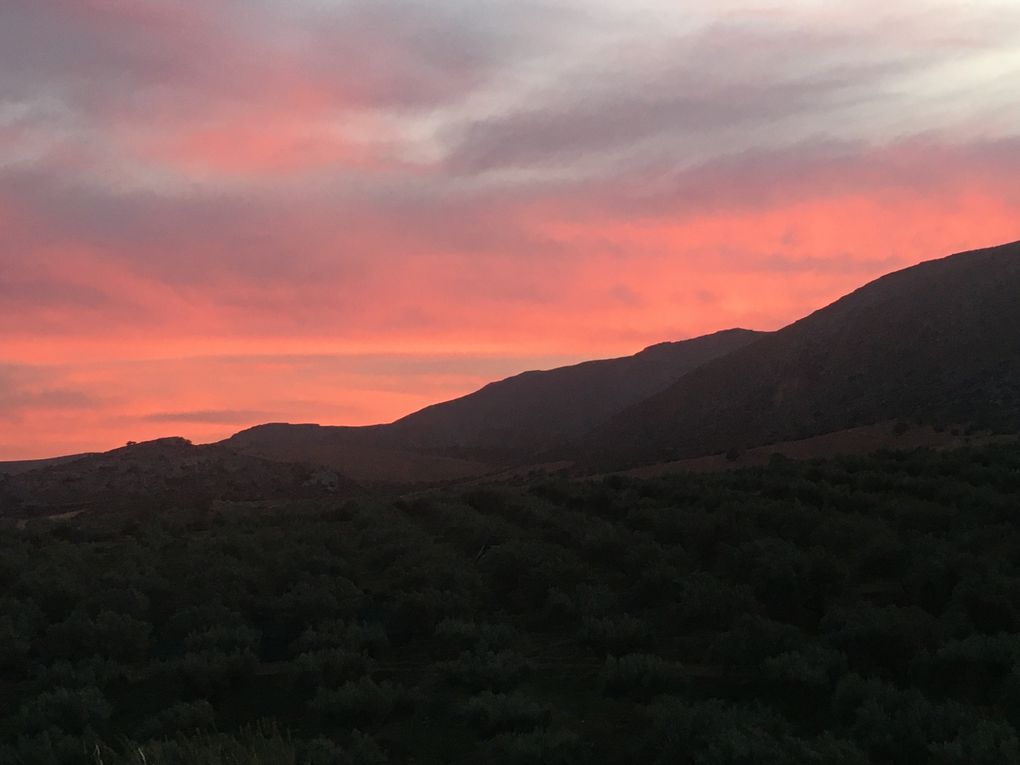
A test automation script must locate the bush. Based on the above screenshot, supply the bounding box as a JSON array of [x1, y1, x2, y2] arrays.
[[183, 624, 260, 654], [480, 728, 588, 765], [822, 604, 937, 677], [670, 573, 758, 631], [434, 619, 518, 652], [5, 730, 90, 765], [44, 609, 152, 664], [162, 649, 258, 697], [710, 615, 806, 670], [17, 686, 111, 735], [831, 673, 999, 763], [763, 647, 848, 689], [292, 648, 372, 690], [578, 614, 652, 654], [462, 691, 551, 735], [603, 654, 686, 697], [90, 728, 389, 765], [441, 649, 532, 691], [929, 720, 1020, 765], [642, 699, 866, 765], [138, 700, 216, 739], [310, 678, 416, 725], [36, 656, 131, 689], [292, 620, 389, 656]]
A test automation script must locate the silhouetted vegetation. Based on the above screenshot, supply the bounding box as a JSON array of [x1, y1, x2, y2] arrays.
[[3, 441, 1020, 763]]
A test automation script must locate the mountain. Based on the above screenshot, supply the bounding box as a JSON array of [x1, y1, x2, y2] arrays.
[[381, 328, 764, 457], [0, 438, 357, 519], [580, 241, 1020, 468], [221, 328, 764, 481], [222, 424, 493, 485], [16, 241, 1016, 490], [0, 453, 93, 476]]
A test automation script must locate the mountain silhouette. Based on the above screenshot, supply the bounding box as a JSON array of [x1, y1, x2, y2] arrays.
[[221, 329, 763, 481], [578, 240, 1020, 468], [0, 438, 356, 518], [381, 328, 764, 456], [6, 241, 1018, 489]]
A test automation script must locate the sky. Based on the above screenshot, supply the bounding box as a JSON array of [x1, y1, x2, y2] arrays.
[[2, 0, 1019, 459]]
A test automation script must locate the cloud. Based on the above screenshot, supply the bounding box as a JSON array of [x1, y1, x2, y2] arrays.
[[0, 351, 586, 459], [0, 364, 103, 425], [1, 0, 1019, 458], [440, 4, 1020, 177], [3, 136, 1019, 347], [0, 0, 579, 183]]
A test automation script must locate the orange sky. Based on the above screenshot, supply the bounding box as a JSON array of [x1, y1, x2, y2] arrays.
[[2, 1, 1019, 459]]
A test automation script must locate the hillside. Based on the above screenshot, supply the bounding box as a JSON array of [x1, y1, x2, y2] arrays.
[[223, 328, 763, 480], [5, 441, 1020, 763], [580, 241, 1020, 468], [0, 437, 356, 518], [223, 424, 494, 485], [0, 453, 93, 476], [382, 328, 764, 457]]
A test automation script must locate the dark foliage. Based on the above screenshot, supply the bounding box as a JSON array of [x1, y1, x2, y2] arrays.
[[2, 441, 1020, 763]]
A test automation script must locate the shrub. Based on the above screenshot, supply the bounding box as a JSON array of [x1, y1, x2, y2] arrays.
[[44, 609, 152, 664], [602, 654, 686, 697], [929, 720, 1020, 765], [137, 700, 216, 739], [671, 573, 758, 631], [292, 620, 389, 656], [441, 649, 532, 691], [434, 618, 518, 652], [462, 691, 551, 735], [480, 728, 588, 765], [292, 648, 372, 690], [163, 649, 258, 697], [578, 614, 652, 654], [710, 615, 806, 670], [36, 656, 131, 689], [17, 686, 111, 735], [763, 647, 848, 689], [642, 699, 866, 765], [183, 624, 260, 654], [310, 678, 416, 725]]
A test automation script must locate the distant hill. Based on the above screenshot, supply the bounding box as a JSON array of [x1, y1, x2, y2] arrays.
[[0, 438, 357, 518], [15, 242, 1018, 489], [222, 424, 493, 485], [222, 329, 764, 481], [579, 241, 1020, 468], [0, 453, 93, 476], [381, 328, 764, 457]]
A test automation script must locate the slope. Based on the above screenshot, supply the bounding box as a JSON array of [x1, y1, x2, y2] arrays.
[[582, 240, 1020, 468], [0, 437, 357, 518], [222, 328, 764, 480], [0, 453, 93, 476], [382, 328, 764, 458]]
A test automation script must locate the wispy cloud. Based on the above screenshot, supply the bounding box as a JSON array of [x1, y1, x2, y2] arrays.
[[2, 0, 1018, 457]]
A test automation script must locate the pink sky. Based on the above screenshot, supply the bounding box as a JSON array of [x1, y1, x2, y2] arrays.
[[2, 0, 1019, 459]]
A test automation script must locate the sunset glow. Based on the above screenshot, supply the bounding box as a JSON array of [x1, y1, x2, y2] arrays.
[[2, 0, 1019, 459]]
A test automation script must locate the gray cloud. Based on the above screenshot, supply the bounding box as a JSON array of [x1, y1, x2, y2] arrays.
[[0, 364, 101, 422], [440, 11, 1013, 177], [0, 0, 566, 130]]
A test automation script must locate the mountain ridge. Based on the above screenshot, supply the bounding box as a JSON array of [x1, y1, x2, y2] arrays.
[[577, 240, 1020, 468], [0, 437, 355, 518], [6, 240, 1019, 489], [221, 327, 765, 480]]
